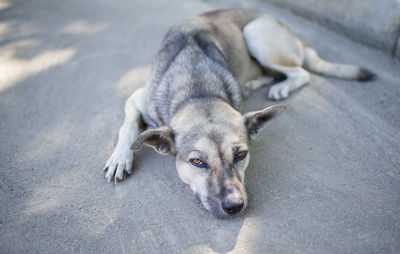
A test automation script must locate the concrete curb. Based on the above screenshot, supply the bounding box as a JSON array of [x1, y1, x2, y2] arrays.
[[265, 0, 400, 59]]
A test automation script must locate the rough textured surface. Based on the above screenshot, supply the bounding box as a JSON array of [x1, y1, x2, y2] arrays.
[[0, 0, 399, 253], [265, 0, 400, 59]]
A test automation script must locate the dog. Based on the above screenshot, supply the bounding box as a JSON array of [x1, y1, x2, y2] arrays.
[[103, 9, 374, 217]]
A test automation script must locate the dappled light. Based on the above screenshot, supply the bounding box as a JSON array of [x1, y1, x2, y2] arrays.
[[0, 46, 76, 92], [227, 217, 262, 253], [62, 21, 107, 35], [0, 22, 9, 38], [115, 65, 151, 94], [0, 0, 10, 11], [183, 216, 262, 254]]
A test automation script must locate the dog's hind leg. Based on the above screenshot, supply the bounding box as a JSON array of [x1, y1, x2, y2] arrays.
[[243, 15, 374, 100], [267, 67, 310, 100], [243, 14, 311, 100], [104, 88, 145, 183], [242, 76, 274, 98]]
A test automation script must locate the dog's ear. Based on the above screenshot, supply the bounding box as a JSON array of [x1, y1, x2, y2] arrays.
[[244, 104, 286, 140], [130, 126, 176, 156]]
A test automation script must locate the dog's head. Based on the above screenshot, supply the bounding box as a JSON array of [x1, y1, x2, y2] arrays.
[[131, 101, 285, 218]]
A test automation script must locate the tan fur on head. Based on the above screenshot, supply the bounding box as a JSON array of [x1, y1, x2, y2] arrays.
[[167, 100, 285, 217]]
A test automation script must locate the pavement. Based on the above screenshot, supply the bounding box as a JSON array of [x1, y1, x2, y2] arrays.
[[266, 0, 400, 59], [0, 0, 399, 253]]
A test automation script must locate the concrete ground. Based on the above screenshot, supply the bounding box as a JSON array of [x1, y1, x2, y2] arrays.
[[0, 0, 399, 253], [266, 0, 400, 59]]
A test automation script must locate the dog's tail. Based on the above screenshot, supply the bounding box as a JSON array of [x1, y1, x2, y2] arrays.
[[303, 47, 375, 81]]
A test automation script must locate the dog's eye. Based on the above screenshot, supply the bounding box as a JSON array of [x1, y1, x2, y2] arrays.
[[190, 158, 207, 168], [234, 151, 247, 162]]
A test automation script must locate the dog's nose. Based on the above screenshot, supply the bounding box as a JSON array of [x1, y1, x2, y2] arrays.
[[222, 198, 244, 214]]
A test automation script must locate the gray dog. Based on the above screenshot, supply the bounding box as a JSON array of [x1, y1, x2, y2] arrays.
[[103, 9, 373, 217]]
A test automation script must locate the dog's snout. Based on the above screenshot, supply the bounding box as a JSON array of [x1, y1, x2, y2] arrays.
[[222, 198, 244, 214]]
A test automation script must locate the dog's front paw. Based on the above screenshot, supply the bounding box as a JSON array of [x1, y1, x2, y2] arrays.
[[103, 148, 134, 183], [268, 83, 289, 100]]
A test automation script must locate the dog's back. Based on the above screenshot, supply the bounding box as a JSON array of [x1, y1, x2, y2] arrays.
[[143, 10, 263, 127]]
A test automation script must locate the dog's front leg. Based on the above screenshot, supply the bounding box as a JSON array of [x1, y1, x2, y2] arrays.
[[104, 88, 144, 183]]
